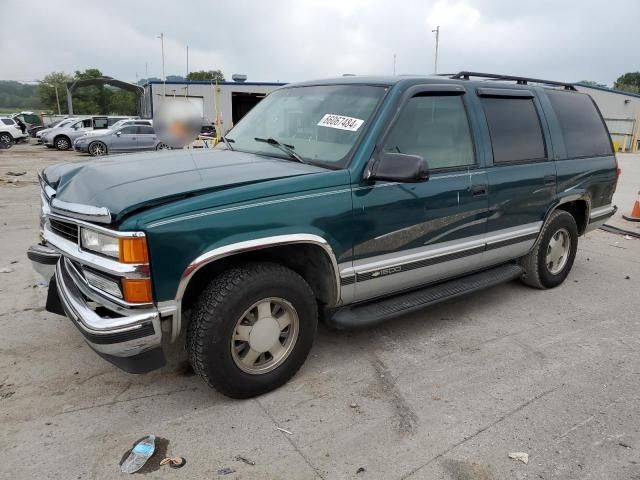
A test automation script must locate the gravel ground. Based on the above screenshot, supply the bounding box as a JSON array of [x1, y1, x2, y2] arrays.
[[1, 142, 639, 479]]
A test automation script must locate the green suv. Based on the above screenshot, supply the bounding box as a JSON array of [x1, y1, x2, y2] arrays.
[[28, 72, 619, 398]]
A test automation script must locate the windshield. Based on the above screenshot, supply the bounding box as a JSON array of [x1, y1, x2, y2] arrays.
[[225, 85, 386, 167]]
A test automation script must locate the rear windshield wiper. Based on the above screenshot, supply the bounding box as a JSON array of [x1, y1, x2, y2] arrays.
[[254, 137, 305, 164]]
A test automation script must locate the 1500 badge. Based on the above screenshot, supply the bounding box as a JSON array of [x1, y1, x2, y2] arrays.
[[371, 266, 402, 277]]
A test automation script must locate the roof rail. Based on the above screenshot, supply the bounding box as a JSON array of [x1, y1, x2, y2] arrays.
[[450, 71, 577, 91]]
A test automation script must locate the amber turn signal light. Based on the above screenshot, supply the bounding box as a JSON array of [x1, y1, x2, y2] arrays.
[[121, 278, 153, 303], [119, 237, 149, 264]]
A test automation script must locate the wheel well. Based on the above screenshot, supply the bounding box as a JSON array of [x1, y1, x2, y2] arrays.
[[556, 200, 588, 234], [54, 134, 70, 144], [181, 243, 337, 315], [0, 131, 13, 140]]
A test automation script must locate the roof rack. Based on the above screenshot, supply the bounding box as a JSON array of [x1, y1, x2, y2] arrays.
[[450, 71, 577, 91]]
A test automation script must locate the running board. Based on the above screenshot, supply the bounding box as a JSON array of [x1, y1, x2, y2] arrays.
[[327, 263, 523, 329]]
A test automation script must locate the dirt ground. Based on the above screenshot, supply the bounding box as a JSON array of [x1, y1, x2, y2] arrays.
[[1, 142, 639, 479]]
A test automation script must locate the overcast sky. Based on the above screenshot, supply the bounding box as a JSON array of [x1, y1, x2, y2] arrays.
[[2, 0, 638, 86]]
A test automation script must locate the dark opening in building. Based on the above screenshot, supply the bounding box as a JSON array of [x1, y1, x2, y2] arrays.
[[231, 92, 265, 124]]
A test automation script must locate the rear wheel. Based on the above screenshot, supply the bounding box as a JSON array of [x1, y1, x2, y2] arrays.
[[89, 141, 107, 156], [187, 262, 317, 398], [520, 210, 578, 289], [156, 142, 170, 150], [54, 136, 70, 151]]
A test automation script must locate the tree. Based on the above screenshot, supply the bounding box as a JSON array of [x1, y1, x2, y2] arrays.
[[71, 68, 110, 114], [37, 72, 73, 114], [579, 80, 607, 88], [166, 75, 186, 82], [186, 70, 225, 82], [108, 89, 137, 115], [614, 72, 640, 94]]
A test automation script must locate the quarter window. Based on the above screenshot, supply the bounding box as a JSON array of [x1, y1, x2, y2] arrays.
[[481, 97, 546, 163], [383, 95, 475, 169], [546, 90, 613, 158]]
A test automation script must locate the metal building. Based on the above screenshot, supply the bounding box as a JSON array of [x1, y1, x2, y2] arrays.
[[575, 83, 640, 152], [142, 79, 285, 136]]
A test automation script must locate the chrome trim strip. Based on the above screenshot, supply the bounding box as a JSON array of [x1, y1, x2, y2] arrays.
[[43, 224, 149, 278], [50, 198, 112, 224], [172, 234, 341, 341], [47, 211, 145, 238]]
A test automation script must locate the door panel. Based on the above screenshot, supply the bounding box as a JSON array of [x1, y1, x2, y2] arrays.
[[346, 91, 490, 303], [136, 125, 157, 149], [112, 126, 138, 151]]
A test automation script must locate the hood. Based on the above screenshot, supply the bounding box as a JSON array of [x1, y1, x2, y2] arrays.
[[43, 149, 327, 222]]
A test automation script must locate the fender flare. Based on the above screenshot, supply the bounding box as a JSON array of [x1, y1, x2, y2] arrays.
[[533, 193, 591, 248], [170, 233, 340, 341]]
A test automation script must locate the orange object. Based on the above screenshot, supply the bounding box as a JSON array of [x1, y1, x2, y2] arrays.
[[623, 191, 640, 222], [121, 278, 153, 303], [119, 237, 149, 263]]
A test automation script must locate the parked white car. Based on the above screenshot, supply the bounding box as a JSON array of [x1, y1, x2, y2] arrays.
[[0, 117, 28, 145]]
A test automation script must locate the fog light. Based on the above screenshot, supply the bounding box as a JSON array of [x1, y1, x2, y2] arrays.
[[84, 269, 123, 299], [122, 278, 153, 303]]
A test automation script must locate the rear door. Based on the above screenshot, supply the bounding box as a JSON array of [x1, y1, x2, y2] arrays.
[[349, 85, 491, 303], [476, 88, 557, 262], [136, 125, 157, 150]]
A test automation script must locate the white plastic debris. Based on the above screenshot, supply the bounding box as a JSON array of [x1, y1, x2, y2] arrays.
[[121, 435, 156, 474], [508, 452, 529, 464], [276, 427, 293, 435]]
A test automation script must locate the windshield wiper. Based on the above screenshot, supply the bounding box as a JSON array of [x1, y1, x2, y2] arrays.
[[254, 137, 305, 163], [220, 136, 234, 151]]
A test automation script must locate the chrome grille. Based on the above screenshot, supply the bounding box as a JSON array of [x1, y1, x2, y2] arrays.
[[49, 218, 79, 243]]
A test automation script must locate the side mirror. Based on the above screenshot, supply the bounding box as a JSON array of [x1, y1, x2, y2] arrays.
[[366, 152, 429, 183], [115, 131, 122, 137]]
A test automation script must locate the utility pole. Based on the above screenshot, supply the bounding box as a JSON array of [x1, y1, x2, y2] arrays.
[[145, 62, 148, 79], [186, 45, 189, 78], [54, 84, 61, 115], [158, 32, 165, 98], [393, 53, 396, 75], [432, 26, 440, 74]]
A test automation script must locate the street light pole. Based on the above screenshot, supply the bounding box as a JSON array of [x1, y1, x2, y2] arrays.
[[158, 32, 166, 98], [432, 25, 440, 74]]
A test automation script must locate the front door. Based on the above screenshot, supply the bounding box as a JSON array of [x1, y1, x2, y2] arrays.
[[112, 125, 138, 152], [348, 88, 491, 303]]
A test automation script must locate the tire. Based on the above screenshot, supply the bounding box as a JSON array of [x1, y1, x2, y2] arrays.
[[187, 262, 318, 398], [0, 132, 13, 146], [89, 141, 107, 156], [54, 135, 71, 151], [520, 210, 578, 289], [156, 142, 170, 150]]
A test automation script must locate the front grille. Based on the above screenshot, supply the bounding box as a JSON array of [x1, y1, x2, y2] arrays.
[[49, 218, 79, 243]]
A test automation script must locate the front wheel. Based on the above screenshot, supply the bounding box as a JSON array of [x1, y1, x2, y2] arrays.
[[156, 142, 170, 150], [0, 132, 13, 146], [54, 136, 70, 151], [187, 262, 318, 398], [89, 141, 107, 156], [520, 210, 578, 289]]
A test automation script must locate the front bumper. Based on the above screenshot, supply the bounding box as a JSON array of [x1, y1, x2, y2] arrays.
[[74, 142, 89, 153], [29, 243, 166, 373]]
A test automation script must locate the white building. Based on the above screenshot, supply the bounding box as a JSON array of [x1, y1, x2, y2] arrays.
[[142, 80, 285, 135], [575, 83, 640, 152]]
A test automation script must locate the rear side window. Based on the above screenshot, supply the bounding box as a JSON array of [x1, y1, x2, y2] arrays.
[[546, 91, 613, 158], [2, 118, 14, 125], [480, 97, 546, 163], [137, 126, 154, 134], [383, 95, 475, 169]]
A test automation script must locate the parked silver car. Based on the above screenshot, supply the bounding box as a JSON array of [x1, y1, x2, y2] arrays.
[[73, 123, 169, 156], [42, 116, 131, 150]]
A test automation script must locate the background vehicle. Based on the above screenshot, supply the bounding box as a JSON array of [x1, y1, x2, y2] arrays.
[[42, 116, 132, 150], [74, 121, 167, 156], [37, 118, 76, 144], [0, 117, 28, 145], [29, 73, 618, 398]]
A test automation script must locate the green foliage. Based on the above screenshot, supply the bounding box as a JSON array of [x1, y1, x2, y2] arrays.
[[614, 72, 640, 94], [35, 69, 138, 115], [579, 80, 607, 88], [0, 81, 42, 110], [186, 70, 225, 82]]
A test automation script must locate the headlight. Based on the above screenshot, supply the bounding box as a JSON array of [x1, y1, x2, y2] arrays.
[[80, 228, 149, 263], [80, 228, 119, 259]]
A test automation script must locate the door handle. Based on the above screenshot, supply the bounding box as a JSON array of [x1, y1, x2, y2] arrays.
[[469, 184, 488, 197], [544, 174, 556, 186]]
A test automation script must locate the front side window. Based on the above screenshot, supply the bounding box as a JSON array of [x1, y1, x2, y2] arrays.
[[480, 97, 546, 163], [119, 126, 137, 135], [383, 95, 475, 169], [546, 90, 613, 158], [226, 85, 387, 167]]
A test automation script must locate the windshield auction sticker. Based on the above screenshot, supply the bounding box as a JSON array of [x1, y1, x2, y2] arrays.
[[317, 114, 364, 132]]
